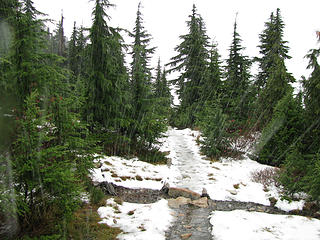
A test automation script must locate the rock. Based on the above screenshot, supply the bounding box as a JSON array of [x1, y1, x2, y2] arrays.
[[303, 201, 319, 213], [227, 189, 237, 195], [99, 181, 117, 196], [168, 187, 201, 200], [166, 158, 172, 168], [289, 209, 301, 215], [191, 197, 208, 208], [161, 182, 170, 193], [95, 161, 103, 168], [168, 197, 191, 208], [201, 188, 210, 198], [181, 233, 192, 239], [184, 225, 192, 229], [313, 211, 320, 219], [269, 197, 278, 207], [208, 200, 217, 208]]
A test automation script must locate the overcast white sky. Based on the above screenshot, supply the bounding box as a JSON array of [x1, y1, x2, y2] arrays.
[[34, 0, 320, 81]]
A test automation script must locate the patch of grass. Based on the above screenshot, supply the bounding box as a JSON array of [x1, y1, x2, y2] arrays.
[[90, 187, 107, 206], [135, 175, 143, 181], [67, 204, 121, 240], [138, 224, 146, 231], [119, 176, 133, 181], [127, 210, 135, 216], [114, 197, 123, 206], [145, 177, 162, 181], [261, 227, 274, 233], [111, 172, 119, 178], [112, 205, 121, 214], [104, 161, 113, 166], [233, 184, 240, 189]]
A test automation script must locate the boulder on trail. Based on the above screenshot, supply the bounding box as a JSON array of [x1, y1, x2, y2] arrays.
[[168, 197, 191, 208], [191, 197, 208, 208], [168, 187, 201, 200]]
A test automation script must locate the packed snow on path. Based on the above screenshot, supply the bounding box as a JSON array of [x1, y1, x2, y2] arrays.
[[98, 198, 174, 240], [210, 210, 320, 240]]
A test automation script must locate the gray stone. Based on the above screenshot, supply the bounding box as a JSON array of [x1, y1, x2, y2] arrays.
[[201, 187, 210, 198], [227, 189, 237, 195], [160, 182, 170, 194], [99, 181, 117, 196]]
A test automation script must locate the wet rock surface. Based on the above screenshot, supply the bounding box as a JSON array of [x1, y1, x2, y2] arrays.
[[165, 204, 212, 240]]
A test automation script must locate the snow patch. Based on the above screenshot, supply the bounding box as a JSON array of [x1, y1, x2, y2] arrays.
[[210, 210, 320, 240], [98, 198, 174, 240], [90, 155, 180, 190]]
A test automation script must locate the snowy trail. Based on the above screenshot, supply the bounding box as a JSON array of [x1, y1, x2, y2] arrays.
[[165, 128, 210, 192]]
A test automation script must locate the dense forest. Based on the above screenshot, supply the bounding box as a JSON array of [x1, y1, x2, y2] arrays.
[[0, 0, 320, 239]]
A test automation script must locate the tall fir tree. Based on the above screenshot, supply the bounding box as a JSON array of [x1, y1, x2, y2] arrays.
[[86, 0, 115, 126], [129, 2, 166, 148], [86, 0, 131, 154], [68, 21, 79, 77], [52, 13, 67, 58], [203, 42, 223, 103], [154, 59, 172, 119], [12, 0, 47, 107], [168, 4, 210, 127], [256, 8, 294, 126], [223, 18, 252, 123]]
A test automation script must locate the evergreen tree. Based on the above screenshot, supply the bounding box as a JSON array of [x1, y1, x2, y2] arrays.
[[68, 21, 79, 77], [168, 4, 210, 127], [223, 18, 252, 123], [304, 47, 320, 149], [129, 2, 166, 148], [12, 0, 47, 107], [51, 13, 67, 58], [256, 9, 294, 126], [197, 101, 232, 159], [256, 90, 305, 166], [11, 91, 94, 233], [154, 59, 172, 119], [203, 43, 223, 102]]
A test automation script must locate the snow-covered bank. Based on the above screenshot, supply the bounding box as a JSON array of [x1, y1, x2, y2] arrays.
[[210, 210, 320, 240], [98, 198, 174, 240], [91, 155, 179, 190]]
